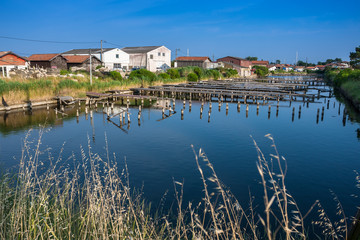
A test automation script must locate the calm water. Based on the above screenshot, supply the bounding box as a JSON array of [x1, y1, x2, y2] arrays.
[[1, 76, 360, 223]]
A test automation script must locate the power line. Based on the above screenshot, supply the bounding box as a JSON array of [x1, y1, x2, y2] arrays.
[[0, 35, 98, 44], [103, 41, 124, 48]]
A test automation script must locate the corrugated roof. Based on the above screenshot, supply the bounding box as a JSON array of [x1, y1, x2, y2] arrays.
[[176, 56, 211, 61], [122, 46, 161, 54], [218, 56, 248, 61], [62, 48, 115, 55], [28, 54, 59, 61]]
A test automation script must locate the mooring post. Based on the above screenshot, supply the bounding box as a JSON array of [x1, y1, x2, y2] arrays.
[[316, 108, 320, 124], [298, 105, 301, 119], [90, 110, 93, 119], [127, 111, 131, 123], [55, 108, 58, 115], [338, 103, 341, 115], [76, 109, 79, 117], [181, 108, 184, 120], [321, 106, 325, 121], [208, 111, 211, 123], [327, 100, 330, 109], [46, 104, 49, 111], [209, 102, 212, 111], [139, 105, 142, 112], [237, 101, 240, 112]]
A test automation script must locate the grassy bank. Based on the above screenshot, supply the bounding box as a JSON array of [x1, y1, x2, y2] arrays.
[[0, 67, 237, 105], [325, 69, 360, 108], [0, 131, 352, 239]]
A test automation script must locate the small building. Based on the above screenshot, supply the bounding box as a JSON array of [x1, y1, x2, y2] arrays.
[[63, 55, 102, 71], [122, 46, 171, 72], [294, 66, 305, 72], [62, 48, 129, 70], [216, 56, 252, 77], [0, 51, 28, 77], [251, 60, 269, 67], [174, 56, 212, 68], [268, 64, 277, 71], [28, 54, 67, 69]]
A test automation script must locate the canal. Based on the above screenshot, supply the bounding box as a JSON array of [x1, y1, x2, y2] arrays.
[[0, 76, 359, 230]]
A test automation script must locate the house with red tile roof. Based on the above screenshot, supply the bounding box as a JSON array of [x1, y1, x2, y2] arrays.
[[251, 60, 269, 67], [174, 56, 213, 68], [28, 54, 67, 69], [0, 51, 28, 77], [63, 55, 102, 70], [216, 56, 252, 76]]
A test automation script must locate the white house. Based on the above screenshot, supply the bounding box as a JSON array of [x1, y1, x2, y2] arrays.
[[0, 51, 28, 78], [62, 48, 129, 70], [121, 46, 171, 72]]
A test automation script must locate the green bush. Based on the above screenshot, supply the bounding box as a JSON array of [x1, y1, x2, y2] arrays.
[[166, 68, 180, 79], [129, 69, 156, 82], [209, 69, 221, 80], [109, 71, 123, 81], [193, 67, 202, 78], [158, 73, 170, 80], [225, 68, 238, 78], [96, 65, 102, 70], [60, 70, 70, 75], [187, 73, 198, 82], [253, 66, 269, 77]]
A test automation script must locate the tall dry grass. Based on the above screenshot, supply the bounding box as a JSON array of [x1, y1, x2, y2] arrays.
[[0, 131, 353, 239]]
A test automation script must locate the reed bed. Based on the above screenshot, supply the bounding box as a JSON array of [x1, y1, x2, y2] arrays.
[[0, 131, 353, 239]]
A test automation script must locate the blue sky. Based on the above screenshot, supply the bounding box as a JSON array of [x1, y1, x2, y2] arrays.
[[2, 0, 360, 63]]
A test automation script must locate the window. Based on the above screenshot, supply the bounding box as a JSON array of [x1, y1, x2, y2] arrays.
[[162, 53, 165, 56], [114, 63, 121, 69], [150, 54, 153, 59], [116, 54, 119, 58], [158, 52, 161, 56]]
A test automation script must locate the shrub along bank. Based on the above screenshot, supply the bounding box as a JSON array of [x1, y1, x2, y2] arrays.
[[0, 67, 239, 105], [325, 68, 360, 110]]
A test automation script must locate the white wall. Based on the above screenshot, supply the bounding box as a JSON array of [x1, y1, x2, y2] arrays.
[[102, 49, 129, 70], [146, 46, 171, 72]]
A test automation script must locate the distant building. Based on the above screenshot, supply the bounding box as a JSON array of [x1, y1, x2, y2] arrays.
[[268, 64, 277, 71], [251, 60, 269, 67], [62, 48, 129, 70], [28, 54, 67, 69], [0, 51, 28, 77], [63, 55, 102, 71], [174, 56, 213, 68], [294, 66, 305, 72], [122, 46, 171, 72], [216, 56, 252, 76]]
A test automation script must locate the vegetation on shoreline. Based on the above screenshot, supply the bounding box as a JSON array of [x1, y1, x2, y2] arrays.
[[0, 131, 354, 239], [0, 67, 238, 105], [325, 68, 360, 105]]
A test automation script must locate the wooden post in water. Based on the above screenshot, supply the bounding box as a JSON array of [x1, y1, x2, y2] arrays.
[[343, 108, 346, 126], [127, 111, 131, 123], [268, 105, 271, 119], [208, 110, 211, 123], [316, 108, 320, 124], [181, 108, 184, 120], [338, 103, 341, 115], [327, 100, 330, 109], [256, 102, 259, 115], [226, 103, 229, 116], [321, 106, 325, 121], [292, 107, 295, 122], [209, 102, 212, 111], [237, 101, 240, 113]]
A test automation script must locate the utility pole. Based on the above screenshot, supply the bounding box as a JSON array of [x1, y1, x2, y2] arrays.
[[100, 40, 103, 66], [89, 49, 92, 85], [175, 48, 180, 59], [187, 48, 189, 57], [212, 53, 215, 62], [295, 51, 298, 65]]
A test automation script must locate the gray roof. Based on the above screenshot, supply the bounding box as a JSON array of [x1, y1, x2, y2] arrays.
[[62, 48, 115, 55], [121, 46, 161, 54]]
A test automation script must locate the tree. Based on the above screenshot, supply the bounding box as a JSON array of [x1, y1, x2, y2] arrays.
[[350, 46, 360, 69], [275, 60, 281, 64], [245, 56, 258, 61]]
